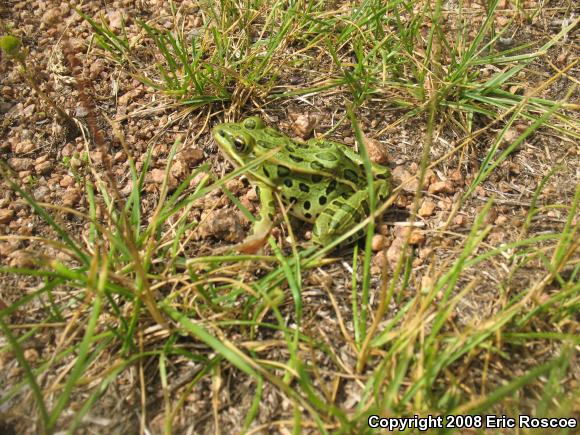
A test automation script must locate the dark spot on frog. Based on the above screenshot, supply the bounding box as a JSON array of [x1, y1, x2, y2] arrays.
[[268, 212, 274, 220], [326, 180, 337, 194], [258, 140, 275, 149], [330, 217, 341, 230], [286, 145, 296, 153], [255, 185, 261, 196], [310, 161, 323, 170], [303, 200, 311, 210], [304, 212, 312, 219], [278, 165, 291, 177], [340, 202, 356, 214], [344, 169, 358, 183], [262, 167, 270, 178], [361, 199, 370, 214], [284, 179, 293, 187], [316, 151, 338, 162], [319, 195, 327, 205], [321, 208, 335, 219], [290, 196, 297, 204], [312, 174, 322, 183], [289, 154, 304, 163], [299, 183, 310, 193]]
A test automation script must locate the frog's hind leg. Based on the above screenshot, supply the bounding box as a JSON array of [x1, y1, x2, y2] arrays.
[[312, 180, 390, 247], [312, 190, 368, 246]]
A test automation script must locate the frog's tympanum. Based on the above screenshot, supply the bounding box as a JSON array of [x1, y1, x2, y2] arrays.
[[213, 116, 390, 251]]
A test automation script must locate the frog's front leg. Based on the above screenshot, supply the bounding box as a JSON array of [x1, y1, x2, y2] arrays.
[[235, 182, 276, 253], [312, 180, 390, 246]]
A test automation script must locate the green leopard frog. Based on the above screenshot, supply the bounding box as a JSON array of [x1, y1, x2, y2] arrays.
[[213, 116, 390, 251]]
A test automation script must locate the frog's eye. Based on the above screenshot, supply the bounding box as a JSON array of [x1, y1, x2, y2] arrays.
[[234, 137, 247, 152]]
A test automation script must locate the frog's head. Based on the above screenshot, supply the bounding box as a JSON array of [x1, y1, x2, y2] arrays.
[[213, 117, 265, 166]]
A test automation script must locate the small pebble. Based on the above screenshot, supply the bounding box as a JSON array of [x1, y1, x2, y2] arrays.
[[60, 175, 74, 188], [428, 181, 453, 195], [371, 234, 388, 251], [12, 140, 35, 155], [291, 114, 318, 139], [408, 231, 426, 245], [0, 209, 15, 224], [418, 199, 436, 217], [8, 158, 34, 171]]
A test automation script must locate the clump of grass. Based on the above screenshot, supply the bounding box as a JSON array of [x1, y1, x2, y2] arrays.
[[78, 1, 314, 108], [79, 1, 578, 142]]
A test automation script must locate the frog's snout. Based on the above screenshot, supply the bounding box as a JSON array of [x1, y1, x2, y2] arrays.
[[214, 127, 233, 144]]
